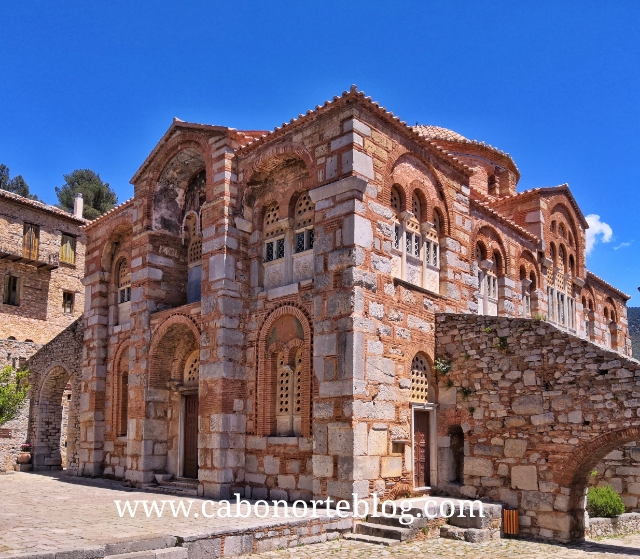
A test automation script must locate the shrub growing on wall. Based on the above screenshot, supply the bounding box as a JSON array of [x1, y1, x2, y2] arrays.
[[587, 485, 626, 518], [0, 365, 29, 425]]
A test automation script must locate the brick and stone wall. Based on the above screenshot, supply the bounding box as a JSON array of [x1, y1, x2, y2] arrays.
[[24, 319, 84, 473], [589, 444, 640, 512], [434, 313, 640, 542]]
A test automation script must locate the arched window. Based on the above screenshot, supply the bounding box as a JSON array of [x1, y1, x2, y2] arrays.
[[559, 223, 566, 239], [569, 254, 575, 277], [410, 353, 433, 403], [520, 266, 531, 317], [116, 347, 129, 437], [263, 203, 284, 262], [488, 173, 497, 196], [294, 192, 314, 253], [184, 214, 202, 304], [412, 193, 421, 223], [391, 187, 401, 250], [117, 258, 131, 304], [257, 311, 311, 438]]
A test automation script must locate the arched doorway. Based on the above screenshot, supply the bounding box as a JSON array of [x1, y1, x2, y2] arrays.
[[564, 427, 640, 541], [33, 366, 76, 471], [410, 353, 437, 488], [148, 317, 200, 479]]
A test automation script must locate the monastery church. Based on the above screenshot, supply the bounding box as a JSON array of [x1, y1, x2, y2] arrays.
[[3, 86, 638, 543]]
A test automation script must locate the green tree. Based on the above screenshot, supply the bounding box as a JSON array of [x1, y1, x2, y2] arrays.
[[0, 164, 39, 201], [55, 169, 117, 220], [0, 365, 29, 426]]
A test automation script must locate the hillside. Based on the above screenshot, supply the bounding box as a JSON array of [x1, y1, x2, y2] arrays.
[[629, 307, 640, 358]]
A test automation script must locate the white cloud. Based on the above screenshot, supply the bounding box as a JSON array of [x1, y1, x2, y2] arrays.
[[614, 241, 632, 250], [585, 214, 613, 255]]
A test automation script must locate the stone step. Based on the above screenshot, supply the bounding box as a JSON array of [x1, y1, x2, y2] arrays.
[[367, 513, 428, 529], [106, 548, 187, 559], [140, 484, 198, 497], [342, 533, 401, 546], [357, 522, 416, 541], [440, 525, 497, 543], [105, 536, 177, 556]]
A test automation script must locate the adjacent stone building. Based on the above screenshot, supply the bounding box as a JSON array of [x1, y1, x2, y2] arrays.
[[0, 190, 86, 469], [26, 88, 634, 541]]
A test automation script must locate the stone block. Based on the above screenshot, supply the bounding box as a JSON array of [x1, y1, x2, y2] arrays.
[[512, 395, 543, 415], [537, 512, 571, 533], [511, 465, 538, 490], [343, 214, 373, 250], [464, 457, 493, 477], [183, 539, 221, 559], [521, 490, 553, 511], [367, 428, 388, 455], [504, 439, 527, 458], [381, 456, 402, 478], [223, 535, 253, 557]]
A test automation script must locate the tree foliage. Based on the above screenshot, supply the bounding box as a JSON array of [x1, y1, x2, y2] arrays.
[[0, 365, 29, 426], [0, 164, 39, 201], [55, 169, 117, 220]]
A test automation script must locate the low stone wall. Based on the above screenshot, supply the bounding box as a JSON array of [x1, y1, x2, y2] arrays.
[[586, 512, 640, 539], [589, 444, 640, 511]]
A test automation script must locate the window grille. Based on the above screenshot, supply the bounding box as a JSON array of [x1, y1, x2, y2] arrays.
[[410, 354, 430, 403], [117, 259, 131, 303], [394, 225, 400, 249], [276, 238, 285, 259], [184, 351, 200, 384]]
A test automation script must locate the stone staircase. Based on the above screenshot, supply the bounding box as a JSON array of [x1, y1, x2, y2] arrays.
[[345, 497, 503, 546], [104, 536, 186, 559], [140, 478, 199, 497]]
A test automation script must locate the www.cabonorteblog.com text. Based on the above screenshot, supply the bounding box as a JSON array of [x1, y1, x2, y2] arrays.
[[114, 494, 484, 525]]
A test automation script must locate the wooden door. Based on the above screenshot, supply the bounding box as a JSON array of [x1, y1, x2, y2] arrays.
[[183, 394, 199, 479], [413, 411, 430, 487]]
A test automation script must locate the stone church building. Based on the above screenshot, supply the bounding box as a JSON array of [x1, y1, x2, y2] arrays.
[[27, 87, 637, 541]]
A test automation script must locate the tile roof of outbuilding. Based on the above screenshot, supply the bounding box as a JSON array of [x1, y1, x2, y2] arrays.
[[0, 188, 87, 224]]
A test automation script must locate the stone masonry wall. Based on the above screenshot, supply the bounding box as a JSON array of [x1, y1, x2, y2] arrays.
[[0, 338, 41, 471], [589, 443, 640, 512], [0, 193, 86, 344], [435, 313, 640, 542]]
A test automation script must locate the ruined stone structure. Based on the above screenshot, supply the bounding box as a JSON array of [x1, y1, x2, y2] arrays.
[[0, 191, 86, 470], [23, 88, 631, 542]]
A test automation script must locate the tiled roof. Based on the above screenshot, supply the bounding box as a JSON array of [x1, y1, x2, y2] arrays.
[[471, 198, 540, 244], [586, 271, 631, 301], [235, 86, 473, 177], [412, 125, 468, 142], [82, 197, 134, 229], [493, 184, 589, 229], [0, 188, 87, 224], [413, 124, 520, 181]]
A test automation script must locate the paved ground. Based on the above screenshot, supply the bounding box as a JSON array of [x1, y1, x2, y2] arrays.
[[1, 472, 640, 559], [254, 536, 640, 558]]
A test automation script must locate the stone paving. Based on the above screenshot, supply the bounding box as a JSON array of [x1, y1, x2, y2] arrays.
[[254, 536, 640, 559], [1, 472, 640, 559]]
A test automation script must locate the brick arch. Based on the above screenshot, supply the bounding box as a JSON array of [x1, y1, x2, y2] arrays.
[[111, 340, 131, 437], [550, 202, 583, 272], [562, 427, 640, 539], [384, 150, 452, 235], [100, 222, 133, 273], [33, 364, 75, 471], [471, 223, 510, 275], [148, 314, 201, 389], [245, 143, 314, 187], [254, 304, 313, 437]]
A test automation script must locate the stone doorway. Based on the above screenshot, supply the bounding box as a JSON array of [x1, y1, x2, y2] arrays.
[[182, 393, 199, 479], [33, 366, 76, 471], [413, 410, 431, 487]]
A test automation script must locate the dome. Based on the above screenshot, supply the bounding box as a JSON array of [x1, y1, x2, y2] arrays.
[[412, 125, 468, 143]]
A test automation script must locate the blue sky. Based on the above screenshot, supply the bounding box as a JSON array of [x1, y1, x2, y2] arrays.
[[1, 1, 638, 302]]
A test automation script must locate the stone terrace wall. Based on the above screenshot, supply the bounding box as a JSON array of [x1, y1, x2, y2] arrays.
[[0, 339, 41, 471], [434, 313, 640, 542], [589, 443, 640, 511]]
